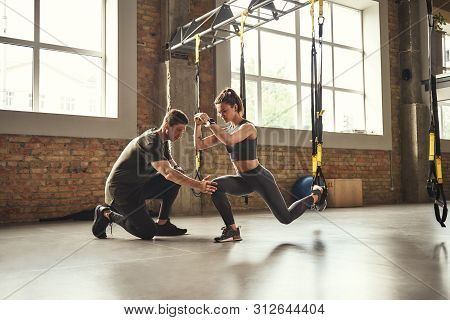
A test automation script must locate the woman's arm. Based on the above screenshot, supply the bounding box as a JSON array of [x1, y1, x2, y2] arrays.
[[194, 122, 220, 150]]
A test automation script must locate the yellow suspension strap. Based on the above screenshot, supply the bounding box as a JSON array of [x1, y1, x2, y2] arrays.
[[193, 34, 203, 197], [426, 0, 447, 227], [310, 0, 315, 32], [316, 0, 325, 179], [239, 9, 248, 43], [310, 0, 327, 211]]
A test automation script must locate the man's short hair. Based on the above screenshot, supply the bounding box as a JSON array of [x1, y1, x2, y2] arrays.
[[163, 109, 189, 126]]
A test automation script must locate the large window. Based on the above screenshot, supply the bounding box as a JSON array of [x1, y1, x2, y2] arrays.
[[0, 0, 106, 117], [230, 1, 376, 134]]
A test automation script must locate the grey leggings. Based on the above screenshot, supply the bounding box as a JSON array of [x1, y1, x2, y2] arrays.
[[211, 165, 313, 226]]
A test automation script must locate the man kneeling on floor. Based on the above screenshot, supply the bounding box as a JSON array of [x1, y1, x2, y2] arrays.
[[92, 109, 217, 240]]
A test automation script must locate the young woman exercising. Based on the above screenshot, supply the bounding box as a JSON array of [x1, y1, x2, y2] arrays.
[[194, 88, 324, 242]]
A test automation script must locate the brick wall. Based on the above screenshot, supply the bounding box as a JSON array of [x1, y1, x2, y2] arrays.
[[137, 0, 162, 133], [199, 145, 399, 214], [0, 135, 127, 223]]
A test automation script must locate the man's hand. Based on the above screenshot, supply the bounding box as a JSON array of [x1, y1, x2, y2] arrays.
[[197, 175, 218, 194]]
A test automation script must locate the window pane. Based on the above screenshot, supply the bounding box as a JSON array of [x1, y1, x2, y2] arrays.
[[300, 40, 333, 86], [232, 76, 258, 124], [261, 31, 296, 81], [333, 4, 362, 49], [299, 1, 331, 42], [0, 44, 33, 112], [40, 50, 102, 116], [301, 86, 333, 131], [444, 35, 450, 73], [0, 0, 34, 41], [335, 91, 364, 133], [261, 81, 297, 129], [231, 29, 258, 75], [263, 1, 296, 34], [40, 0, 102, 51], [334, 47, 363, 91], [440, 102, 450, 139]]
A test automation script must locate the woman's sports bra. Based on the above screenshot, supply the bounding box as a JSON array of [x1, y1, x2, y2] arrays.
[[224, 119, 257, 161]]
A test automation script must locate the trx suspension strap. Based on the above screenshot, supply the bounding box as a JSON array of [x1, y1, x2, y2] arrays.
[[240, 9, 249, 205], [426, 0, 447, 227], [193, 34, 203, 197], [310, 0, 327, 209], [240, 9, 248, 119]]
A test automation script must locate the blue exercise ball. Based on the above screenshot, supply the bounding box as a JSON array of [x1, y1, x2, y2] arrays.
[[292, 175, 313, 202]]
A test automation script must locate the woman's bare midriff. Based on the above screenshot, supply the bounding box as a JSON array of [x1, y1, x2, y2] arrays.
[[232, 159, 260, 173]]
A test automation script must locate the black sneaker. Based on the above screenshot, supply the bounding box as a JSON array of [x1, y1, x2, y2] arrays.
[[155, 219, 187, 236], [214, 226, 242, 243], [92, 205, 110, 239]]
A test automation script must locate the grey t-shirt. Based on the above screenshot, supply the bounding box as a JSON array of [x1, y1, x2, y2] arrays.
[[105, 128, 172, 205]]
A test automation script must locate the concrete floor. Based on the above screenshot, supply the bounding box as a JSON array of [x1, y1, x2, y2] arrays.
[[0, 204, 449, 300]]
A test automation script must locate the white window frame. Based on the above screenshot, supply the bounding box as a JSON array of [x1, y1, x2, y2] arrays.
[[217, 0, 392, 150], [0, 0, 137, 139]]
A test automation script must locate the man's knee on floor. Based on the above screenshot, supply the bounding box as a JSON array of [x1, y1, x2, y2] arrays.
[[138, 229, 155, 240], [130, 218, 156, 240]]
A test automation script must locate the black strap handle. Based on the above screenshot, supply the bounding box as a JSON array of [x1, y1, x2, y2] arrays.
[[240, 41, 246, 118], [434, 202, 447, 227], [426, 0, 433, 15], [318, 17, 324, 39]]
